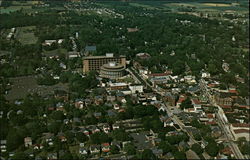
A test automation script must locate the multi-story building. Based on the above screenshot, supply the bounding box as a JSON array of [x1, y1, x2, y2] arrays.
[[83, 53, 126, 73]]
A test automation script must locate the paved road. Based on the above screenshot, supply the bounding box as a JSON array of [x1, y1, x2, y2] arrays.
[[199, 79, 245, 159]]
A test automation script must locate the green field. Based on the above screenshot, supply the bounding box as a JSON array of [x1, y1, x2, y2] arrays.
[[0, 5, 32, 14], [16, 26, 38, 45], [126, 1, 249, 14]]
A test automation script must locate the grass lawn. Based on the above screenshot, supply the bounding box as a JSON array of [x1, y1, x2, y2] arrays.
[[16, 26, 38, 45], [0, 6, 32, 14], [43, 48, 68, 55]]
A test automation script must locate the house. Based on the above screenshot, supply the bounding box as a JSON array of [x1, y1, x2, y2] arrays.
[[103, 124, 110, 133], [90, 145, 100, 154], [93, 112, 102, 118], [136, 53, 151, 60], [67, 51, 80, 59], [84, 45, 96, 55], [94, 95, 104, 105], [79, 147, 88, 155], [58, 135, 67, 142], [191, 98, 202, 112], [43, 133, 54, 145], [43, 40, 57, 46], [184, 75, 196, 84], [75, 99, 84, 109], [107, 109, 117, 117], [113, 104, 120, 110], [102, 143, 110, 152], [33, 144, 44, 150], [127, 28, 139, 32], [129, 85, 143, 94], [148, 72, 171, 84], [80, 127, 90, 136], [107, 95, 116, 102], [88, 125, 100, 134], [47, 153, 57, 160], [0, 140, 7, 153], [176, 95, 186, 108], [151, 148, 163, 158], [112, 123, 120, 130], [24, 137, 32, 147]]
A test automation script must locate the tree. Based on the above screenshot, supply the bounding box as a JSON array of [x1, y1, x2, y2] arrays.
[[141, 149, 157, 160], [174, 151, 186, 159], [158, 141, 172, 154], [180, 97, 193, 110], [90, 132, 110, 144], [112, 129, 131, 141], [124, 143, 136, 155], [6, 128, 24, 151], [12, 152, 29, 160], [205, 142, 219, 157], [110, 145, 120, 154], [76, 132, 88, 142], [191, 143, 203, 155], [47, 122, 61, 134]]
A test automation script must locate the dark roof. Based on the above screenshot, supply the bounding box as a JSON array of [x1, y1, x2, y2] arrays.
[[85, 46, 96, 51]]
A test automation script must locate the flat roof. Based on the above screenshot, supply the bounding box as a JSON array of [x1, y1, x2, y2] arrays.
[[83, 55, 125, 60]]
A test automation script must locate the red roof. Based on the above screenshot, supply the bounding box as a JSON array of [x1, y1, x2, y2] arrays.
[[220, 147, 233, 155], [208, 84, 216, 87], [206, 113, 215, 119], [229, 90, 237, 94], [220, 105, 232, 109], [192, 99, 201, 105], [177, 96, 186, 104], [238, 105, 250, 109], [233, 129, 250, 134], [232, 123, 250, 128], [102, 143, 110, 147]]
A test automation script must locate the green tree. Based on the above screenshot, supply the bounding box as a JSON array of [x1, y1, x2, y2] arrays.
[[76, 132, 88, 142], [124, 143, 136, 155], [110, 145, 120, 154], [191, 143, 203, 155], [141, 149, 157, 160], [205, 142, 219, 157], [174, 151, 186, 159]]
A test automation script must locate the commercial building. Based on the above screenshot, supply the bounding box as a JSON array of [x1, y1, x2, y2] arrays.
[[100, 62, 125, 79], [83, 53, 126, 73]]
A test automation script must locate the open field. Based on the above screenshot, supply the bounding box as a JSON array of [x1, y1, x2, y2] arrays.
[[5, 76, 68, 101], [203, 3, 232, 7], [16, 26, 38, 45], [0, 5, 32, 13]]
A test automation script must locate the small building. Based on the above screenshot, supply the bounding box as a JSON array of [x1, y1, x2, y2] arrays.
[[101, 143, 110, 152], [90, 145, 100, 154], [24, 137, 32, 147]]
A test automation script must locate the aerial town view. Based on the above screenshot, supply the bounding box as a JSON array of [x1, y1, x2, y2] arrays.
[[0, 0, 249, 159]]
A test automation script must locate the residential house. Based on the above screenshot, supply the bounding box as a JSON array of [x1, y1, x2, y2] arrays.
[[112, 123, 120, 130], [75, 99, 84, 109], [102, 143, 110, 153], [24, 137, 32, 147], [0, 140, 7, 153], [47, 153, 57, 160], [103, 124, 110, 133], [151, 148, 163, 158], [90, 145, 100, 154], [79, 147, 88, 155]]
